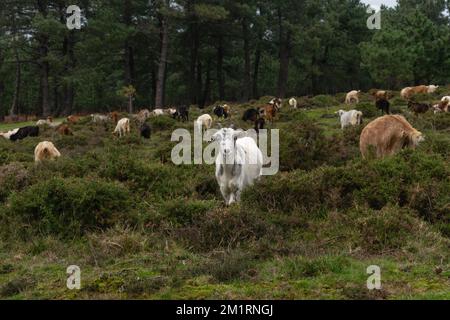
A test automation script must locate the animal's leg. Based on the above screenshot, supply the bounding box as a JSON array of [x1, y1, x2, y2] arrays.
[[220, 185, 231, 205], [235, 189, 242, 203], [228, 192, 236, 206]]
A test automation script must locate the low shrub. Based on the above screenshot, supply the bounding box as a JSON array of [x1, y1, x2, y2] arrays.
[[242, 151, 450, 221], [98, 152, 194, 198], [432, 113, 450, 131], [355, 102, 378, 118], [355, 206, 418, 253], [150, 116, 177, 131], [2, 177, 136, 238], [0, 162, 29, 202], [159, 199, 216, 226], [173, 207, 274, 252], [278, 121, 330, 171], [0, 276, 36, 297], [278, 119, 363, 171], [191, 249, 256, 282], [278, 255, 351, 278], [311, 95, 338, 108]]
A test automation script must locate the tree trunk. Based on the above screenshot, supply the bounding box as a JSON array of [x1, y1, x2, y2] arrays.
[[53, 80, 60, 115], [151, 68, 157, 106], [124, 0, 135, 113], [10, 47, 21, 116], [253, 41, 261, 100], [155, 16, 169, 109], [124, 43, 135, 85], [189, 22, 199, 104], [276, 8, 291, 98], [128, 95, 133, 113], [37, 0, 50, 116], [40, 52, 50, 116], [202, 58, 212, 107], [217, 36, 225, 100], [62, 31, 76, 116], [277, 31, 291, 98], [196, 60, 203, 107], [0, 50, 4, 115], [242, 18, 251, 101]]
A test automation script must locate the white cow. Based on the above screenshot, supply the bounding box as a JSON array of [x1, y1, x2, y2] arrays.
[[152, 109, 165, 117], [345, 90, 360, 104], [114, 118, 131, 137], [91, 114, 109, 123], [212, 128, 263, 206], [427, 85, 439, 93], [36, 118, 53, 126], [269, 98, 282, 109], [0, 128, 20, 140], [195, 114, 213, 133], [336, 110, 363, 129], [289, 98, 298, 109], [165, 108, 177, 116], [34, 141, 61, 163]]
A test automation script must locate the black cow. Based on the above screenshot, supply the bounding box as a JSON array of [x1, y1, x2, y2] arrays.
[[10, 126, 39, 142], [254, 118, 265, 134], [376, 98, 390, 115], [242, 108, 259, 122], [213, 105, 229, 119], [408, 101, 431, 116], [140, 123, 151, 139], [173, 105, 189, 122]]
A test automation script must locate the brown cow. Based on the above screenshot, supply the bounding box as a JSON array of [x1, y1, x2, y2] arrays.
[[360, 115, 424, 159], [372, 90, 389, 101], [261, 104, 278, 123], [433, 100, 449, 114], [401, 85, 437, 100], [57, 124, 73, 136], [67, 115, 80, 123], [110, 112, 119, 124], [408, 101, 431, 116]]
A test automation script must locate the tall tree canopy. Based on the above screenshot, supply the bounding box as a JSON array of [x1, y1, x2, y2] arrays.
[[0, 0, 449, 116]]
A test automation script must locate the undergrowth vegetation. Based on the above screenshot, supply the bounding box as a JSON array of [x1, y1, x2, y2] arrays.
[[0, 92, 449, 299]]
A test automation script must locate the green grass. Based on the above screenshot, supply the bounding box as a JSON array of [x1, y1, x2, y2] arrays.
[[0, 96, 449, 300]]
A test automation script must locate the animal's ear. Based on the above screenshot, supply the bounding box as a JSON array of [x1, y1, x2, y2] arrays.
[[211, 131, 222, 142], [234, 130, 247, 140]]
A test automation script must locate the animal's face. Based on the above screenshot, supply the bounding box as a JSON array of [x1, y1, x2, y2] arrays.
[[213, 129, 235, 157], [357, 112, 363, 124], [410, 131, 425, 147], [336, 110, 345, 117], [212, 128, 246, 163]]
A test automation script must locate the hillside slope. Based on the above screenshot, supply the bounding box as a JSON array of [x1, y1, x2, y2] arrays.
[[0, 91, 449, 300]]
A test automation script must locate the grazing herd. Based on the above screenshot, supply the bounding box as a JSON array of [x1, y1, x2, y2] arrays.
[[0, 84, 448, 205]]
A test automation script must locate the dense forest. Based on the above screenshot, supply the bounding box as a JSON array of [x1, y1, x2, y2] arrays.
[[1, 0, 450, 117]]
